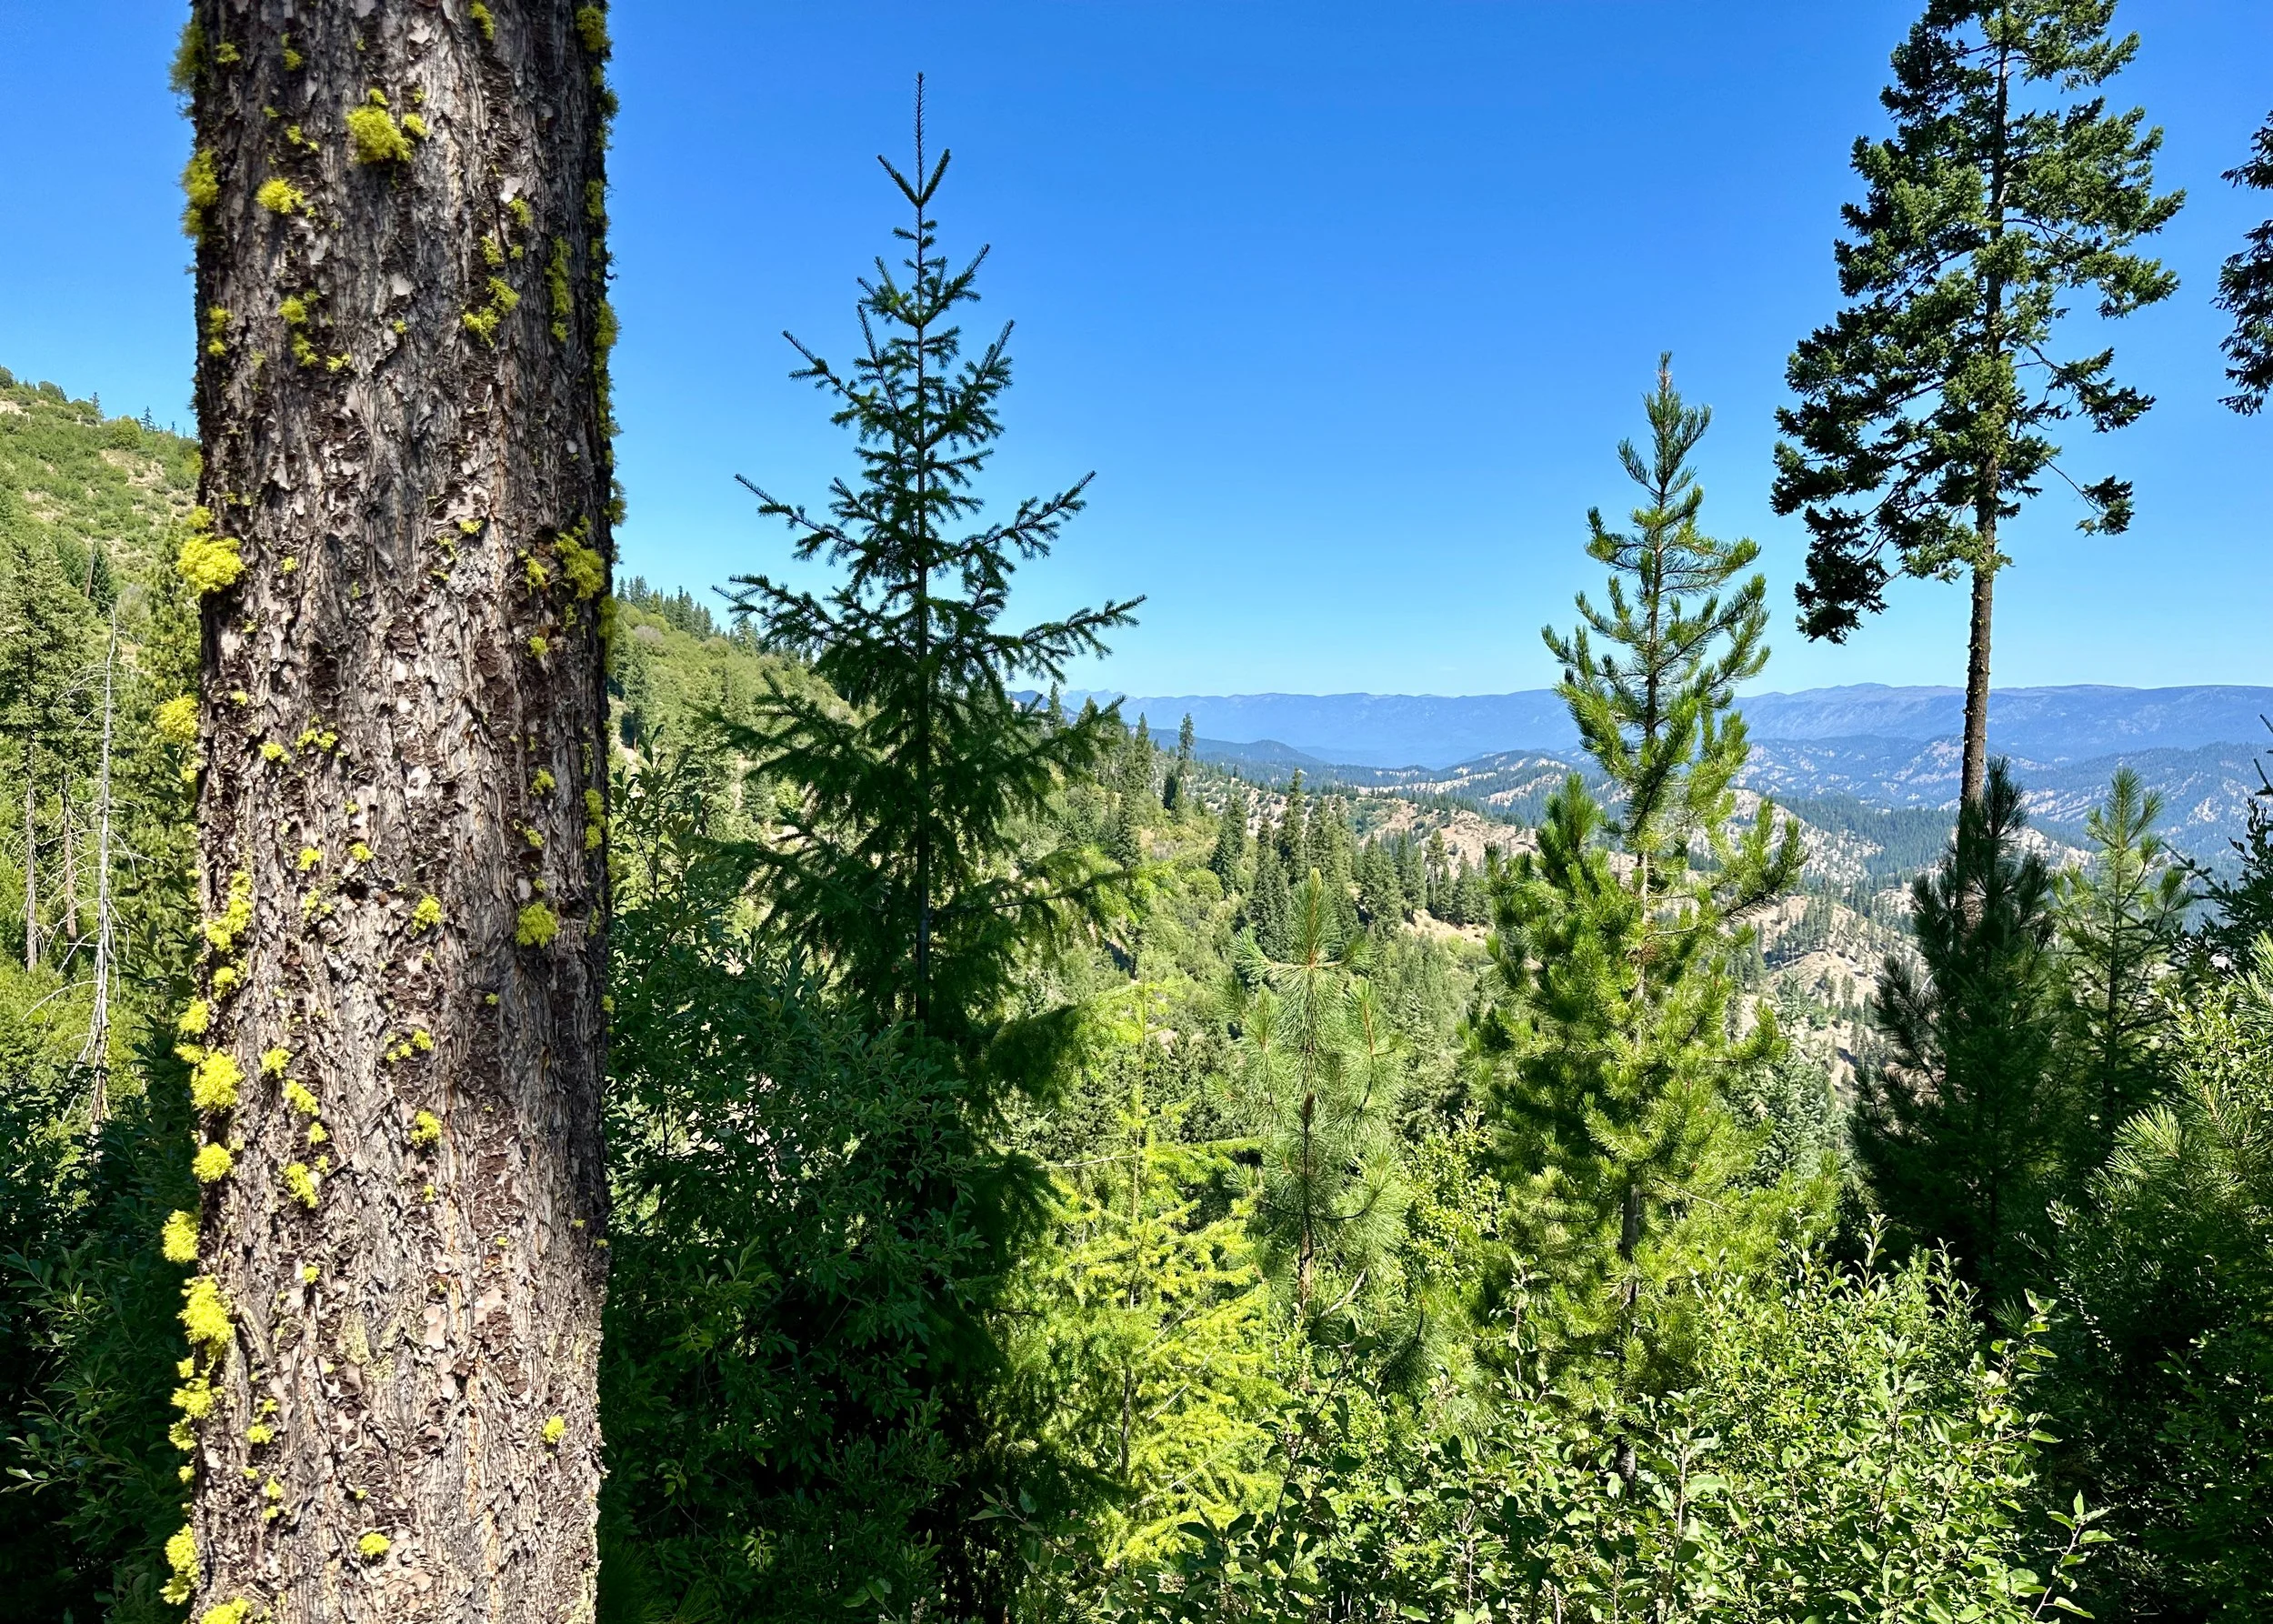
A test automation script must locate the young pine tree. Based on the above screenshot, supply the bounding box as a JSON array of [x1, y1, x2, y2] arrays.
[[1773, 0, 2181, 804], [726, 86, 1141, 1056], [2055, 767, 2190, 1154], [1859, 760, 2070, 1307], [1233, 874, 1410, 1366], [2218, 106, 2273, 414], [2047, 943, 2273, 1619], [1477, 362, 1803, 1388]]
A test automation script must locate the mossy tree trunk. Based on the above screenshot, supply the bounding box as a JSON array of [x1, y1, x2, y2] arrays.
[[175, 3, 616, 1619]]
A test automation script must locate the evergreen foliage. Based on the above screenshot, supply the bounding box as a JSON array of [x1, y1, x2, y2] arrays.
[[1772, 0, 2180, 801], [1015, 980, 1280, 1571], [2218, 106, 2273, 414], [2191, 722, 2273, 968], [2048, 941, 2273, 1619], [723, 89, 1138, 1051], [1476, 366, 1805, 1389], [1859, 759, 2069, 1305], [2053, 766, 2189, 1151], [598, 742, 1025, 1619], [1232, 874, 1410, 1359], [12, 30, 2267, 1614]]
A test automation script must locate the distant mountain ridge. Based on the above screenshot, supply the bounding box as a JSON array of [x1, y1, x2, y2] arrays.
[[1082, 684, 2273, 770]]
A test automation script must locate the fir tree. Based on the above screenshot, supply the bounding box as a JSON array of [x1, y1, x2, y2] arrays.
[[1164, 712, 1197, 811], [1277, 772, 1307, 867], [2191, 727, 2273, 968], [1395, 832, 1427, 917], [1772, 0, 2181, 804], [1128, 714, 1155, 809], [1104, 786, 1142, 868], [1356, 841, 1404, 927], [2218, 107, 2273, 414], [1310, 796, 1359, 941], [1247, 844, 1292, 961], [1209, 780, 1249, 891], [727, 88, 1141, 1048], [1449, 858, 1488, 929], [1860, 760, 2071, 1306], [723, 96, 1141, 1613]]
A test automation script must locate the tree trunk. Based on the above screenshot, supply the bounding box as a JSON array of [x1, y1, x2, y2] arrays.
[[1962, 556, 1994, 807], [59, 766, 79, 951], [179, 5, 615, 1619], [80, 608, 118, 1115], [22, 743, 36, 972]]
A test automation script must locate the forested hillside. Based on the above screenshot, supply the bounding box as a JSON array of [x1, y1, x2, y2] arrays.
[[4, 2, 2272, 1621], [9, 316, 2267, 1619]]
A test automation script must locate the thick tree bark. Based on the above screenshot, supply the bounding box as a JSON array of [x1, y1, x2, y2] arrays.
[[1962, 556, 1994, 807], [178, 4, 614, 1619]]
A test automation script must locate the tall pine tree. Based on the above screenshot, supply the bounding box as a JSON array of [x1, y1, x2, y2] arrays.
[[1772, 0, 2180, 804]]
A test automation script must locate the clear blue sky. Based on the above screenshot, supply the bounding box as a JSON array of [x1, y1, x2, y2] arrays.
[[2, 1, 2267, 697]]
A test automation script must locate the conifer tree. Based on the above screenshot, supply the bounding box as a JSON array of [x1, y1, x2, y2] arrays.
[[1164, 712, 1196, 811], [1395, 832, 1427, 917], [1549, 358, 1777, 905], [1860, 761, 2071, 1305], [1104, 786, 1142, 868], [1424, 828, 1449, 918], [0, 503, 85, 970], [1275, 773, 1307, 870], [1209, 780, 1249, 890], [170, 3, 619, 1615], [1356, 842, 1404, 927], [1477, 364, 1802, 1388], [1234, 874, 1409, 1358], [725, 92, 1141, 1615], [1772, 0, 2180, 804], [1247, 844, 1291, 961], [727, 86, 1140, 1051], [2191, 729, 2273, 967], [1027, 980, 1278, 1565], [2055, 767, 2189, 1149], [2218, 107, 2273, 413]]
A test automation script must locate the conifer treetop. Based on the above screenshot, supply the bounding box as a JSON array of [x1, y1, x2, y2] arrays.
[[1772, 0, 2182, 641]]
